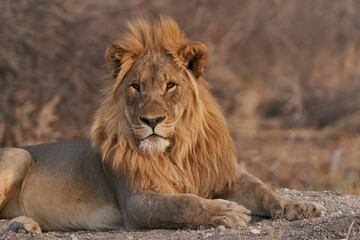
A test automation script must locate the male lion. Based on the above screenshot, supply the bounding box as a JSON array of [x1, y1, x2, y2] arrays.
[[0, 17, 324, 234]]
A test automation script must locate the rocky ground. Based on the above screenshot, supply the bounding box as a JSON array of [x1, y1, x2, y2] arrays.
[[0, 189, 359, 240]]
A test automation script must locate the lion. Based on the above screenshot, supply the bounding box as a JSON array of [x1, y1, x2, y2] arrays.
[[0, 17, 324, 234]]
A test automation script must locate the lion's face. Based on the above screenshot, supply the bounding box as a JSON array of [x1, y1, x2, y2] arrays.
[[123, 54, 189, 154], [98, 18, 209, 156]]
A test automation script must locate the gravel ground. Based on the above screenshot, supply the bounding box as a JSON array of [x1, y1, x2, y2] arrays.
[[1, 189, 359, 240]]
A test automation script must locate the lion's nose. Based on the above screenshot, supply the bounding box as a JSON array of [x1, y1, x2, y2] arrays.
[[139, 116, 166, 129]]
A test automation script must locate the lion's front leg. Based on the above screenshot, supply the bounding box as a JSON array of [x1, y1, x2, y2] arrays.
[[222, 167, 325, 221], [121, 192, 251, 229]]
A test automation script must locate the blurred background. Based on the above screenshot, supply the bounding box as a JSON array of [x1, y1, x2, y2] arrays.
[[1, 0, 359, 194]]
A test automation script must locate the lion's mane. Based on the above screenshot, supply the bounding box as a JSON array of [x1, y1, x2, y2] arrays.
[[91, 17, 238, 198]]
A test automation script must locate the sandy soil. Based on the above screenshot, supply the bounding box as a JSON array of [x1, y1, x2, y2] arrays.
[[1, 189, 359, 240]]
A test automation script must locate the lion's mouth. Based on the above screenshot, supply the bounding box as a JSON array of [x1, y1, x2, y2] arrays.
[[144, 133, 168, 140]]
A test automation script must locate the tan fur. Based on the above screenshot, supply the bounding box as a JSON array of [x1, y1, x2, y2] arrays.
[[91, 17, 237, 197]]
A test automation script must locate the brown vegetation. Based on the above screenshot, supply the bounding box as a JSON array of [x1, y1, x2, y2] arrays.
[[1, 0, 359, 194]]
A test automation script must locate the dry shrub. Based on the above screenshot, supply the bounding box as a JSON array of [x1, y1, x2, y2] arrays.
[[10, 96, 61, 145]]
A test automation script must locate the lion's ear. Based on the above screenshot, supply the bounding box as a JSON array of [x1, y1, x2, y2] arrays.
[[105, 45, 126, 78], [179, 42, 208, 78]]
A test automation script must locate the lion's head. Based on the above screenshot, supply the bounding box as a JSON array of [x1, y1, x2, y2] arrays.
[[113, 53, 191, 155], [91, 17, 237, 197]]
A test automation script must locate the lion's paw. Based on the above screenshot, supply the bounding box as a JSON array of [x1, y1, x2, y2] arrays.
[[0, 216, 42, 234], [271, 200, 325, 221], [201, 199, 251, 229]]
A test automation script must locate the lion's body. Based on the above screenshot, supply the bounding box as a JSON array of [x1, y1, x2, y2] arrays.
[[0, 17, 324, 234], [0, 139, 121, 231]]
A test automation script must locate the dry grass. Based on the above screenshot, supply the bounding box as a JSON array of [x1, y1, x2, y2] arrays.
[[1, 0, 360, 194], [235, 129, 360, 195]]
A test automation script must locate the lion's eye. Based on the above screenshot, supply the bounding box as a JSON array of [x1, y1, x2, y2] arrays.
[[130, 83, 140, 91], [166, 82, 175, 90]]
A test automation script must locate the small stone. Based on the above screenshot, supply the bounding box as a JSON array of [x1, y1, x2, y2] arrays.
[[199, 225, 207, 231], [205, 227, 215, 233], [70, 235, 79, 240], [250, 229, 261, 234], [216, 225, 226, 232], [202, 233, 213, 239]]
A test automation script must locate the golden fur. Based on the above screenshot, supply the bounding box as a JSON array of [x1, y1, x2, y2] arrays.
[[90, 17, 238, 197]]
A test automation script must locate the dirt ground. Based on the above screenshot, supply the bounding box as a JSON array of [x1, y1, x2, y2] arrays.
[[1, 189, 359, 240]]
